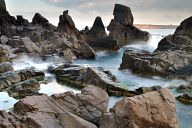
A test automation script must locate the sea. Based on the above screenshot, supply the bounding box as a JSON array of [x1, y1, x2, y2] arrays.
[[0, 29, 191, 128]]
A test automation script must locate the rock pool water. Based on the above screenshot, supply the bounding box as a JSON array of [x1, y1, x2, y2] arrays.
[[0, 29, 191, 128]]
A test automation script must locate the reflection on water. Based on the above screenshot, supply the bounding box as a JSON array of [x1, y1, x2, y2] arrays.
[[0, 29, 191, 128]]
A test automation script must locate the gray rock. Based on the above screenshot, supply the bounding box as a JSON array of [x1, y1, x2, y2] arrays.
[[0, 62, 13, 73], [0, 0, 6, 13], [113, 4, 134, 25]]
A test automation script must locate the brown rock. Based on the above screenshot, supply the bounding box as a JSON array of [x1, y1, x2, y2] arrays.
[[109, 88, 178, 128]]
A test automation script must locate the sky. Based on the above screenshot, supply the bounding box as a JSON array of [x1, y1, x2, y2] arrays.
[[5, 0, 192, 29]]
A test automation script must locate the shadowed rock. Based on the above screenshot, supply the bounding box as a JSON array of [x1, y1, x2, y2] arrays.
[[89, 16, 107, 40], [0, 0, 6, 13], [107, 4, 149, 46], [113, 4, 134, 25]]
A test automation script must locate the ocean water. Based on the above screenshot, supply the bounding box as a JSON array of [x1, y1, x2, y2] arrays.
[[0, 29, 191, 128]]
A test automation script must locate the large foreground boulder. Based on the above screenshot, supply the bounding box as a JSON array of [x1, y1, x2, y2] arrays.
[[107, 4, 149, 46], [14, 85, 107, 126], [100, 88, 178, 128]]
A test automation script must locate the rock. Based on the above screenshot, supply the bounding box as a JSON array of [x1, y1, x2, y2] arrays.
[[107, 4, 149, 47], [120, 50, 192, 78], [9, 79, 40, 98], [0, 62, 13, 73], [0, 68, 44, 90], [14, 85, 108, 125], [57, 10, 76, 35], [89, 36, 120, 51], [106, 88, 178, 128], [32, 13, 49, 27], [176, 84, 192, 93], [108, 19, 149, 46], [58, 112, 97, 128], [0, 45, 10, 62], [49, 63, 136, 97], [0, 0, 6, 13], [21, 37, 42, 53], [113, 4, 134, 25], [135, 86, 162, 94], [0, 35, 8, 44], [88, 16, 107, 41], [175, 16, 192, 38], [16, 15, 30, 26], [0, 111, 27, 128], [177, 94, 192, 104]]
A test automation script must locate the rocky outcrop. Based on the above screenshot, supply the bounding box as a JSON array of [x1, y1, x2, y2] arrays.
[[0, 0, 6, 13], [100, 88, 178, 128], [120, 16, 192, 78], [13, 85, 107, 126], [57, 10, 77, 35], [0, 68, 44, 98], [48, 63, 137, 97], [0, 85, 179, 128], [157, 16, 192, 52], [80, 17, 119, 51], [107, 4, 149, 46], [113, 4, 134, 25], [120, 50, 192, 77], [88, 16, 107, 41], [17, 15, 30, 26], [89, 36, 120, 51]]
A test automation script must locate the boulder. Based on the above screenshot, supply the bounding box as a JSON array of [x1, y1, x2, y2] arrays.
[[88, 16, 107, 41], [0, 45, 10, 62], [0, 111, 27, 128], [0, 62, 13, 73], [21, 37, 42, 53], [0, 68, 44, 90], [157, 16, 192, 52], [120, 50, 192, 77], [0, 0, 6, 13], [100, 88, 178, 128], [177, 94, 192, 104], [0, 35, 8, 44], [49, 63, 136, 97], [14, 85, 108, 125], [108, 19, 149, 46], [57, 10, 76, 35], [89, 36, 120, 51], [17, 15, 30, 26], [113, 4, 134, 25], [9, 79, 40, 98], [120, 16, 192, 78], [32, 13, 49, 27]]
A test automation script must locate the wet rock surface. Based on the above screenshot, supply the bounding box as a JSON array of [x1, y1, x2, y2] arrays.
[[0, 68, 44, 98], [48, 63, 136, 97]]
